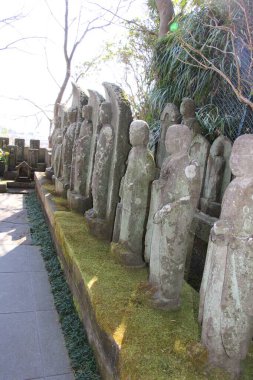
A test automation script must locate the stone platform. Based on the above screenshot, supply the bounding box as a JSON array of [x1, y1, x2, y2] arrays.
[[35, 172, 237, 380]]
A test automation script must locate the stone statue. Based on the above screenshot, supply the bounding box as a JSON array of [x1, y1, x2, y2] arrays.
[[180, 97, 201, 136], [53, 134, 63, 179], [199, 134, 253, 378], [156, 103, 181, 169], [67, 90, 104, 212], [112, 120, 156, 267], [91, 101, 113, 219], [68, 105, 93, 211], [61, 108, 79, 192], [85, 82, 132, 240], [189, 134, 210, 197], [70, 82, 88, 122], [200, 139, 225, 217], [200, 136, 232, 218], [46, 104, 68, 180], [148, 124, 201, 310]]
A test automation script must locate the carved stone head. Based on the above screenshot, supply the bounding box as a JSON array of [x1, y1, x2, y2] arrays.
[[68, 108, 78, 124], [161, 103, 181, 124], [129, 120, 149, 147], [82, 105, 92, 121], [180, 98, 196, 118], [165, 124, 192, 155], [99, 102, 112, 125], [230, 134, 253, 177]]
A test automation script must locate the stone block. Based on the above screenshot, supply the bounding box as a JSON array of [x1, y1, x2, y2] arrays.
[[0, 183, 7, 193], [194, 211, 217, 242], [37, 162, 46, 172], [55, 177, 67, 198], [67, 190, 92, 213]]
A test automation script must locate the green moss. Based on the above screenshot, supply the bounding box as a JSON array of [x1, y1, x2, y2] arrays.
[[53, 211, 230, 380], [42, 182, 69, 211], [37, 181, 253, 379]]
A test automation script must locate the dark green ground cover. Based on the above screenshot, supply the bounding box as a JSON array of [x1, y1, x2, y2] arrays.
[[25, 191, 100, 380]]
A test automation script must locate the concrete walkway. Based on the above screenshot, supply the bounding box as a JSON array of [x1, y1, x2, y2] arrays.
[[0, 193, 74, 380]]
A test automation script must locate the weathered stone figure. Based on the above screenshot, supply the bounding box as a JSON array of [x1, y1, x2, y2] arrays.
[[200, 139, 225, 217], [156, 103, 181, 169], [68, 90, 104, 212], [85, 82, 132, 240], [180, 97, 201, 136], [200, 135, 232, 218], [199, 134, 253, 377], [62, 108, 79, 192], [148, 124, 201, 310], [46, 104, 67, 179], [68, 105, 93, 211], [53, 134, 63, 179], [189, 134, 210, 197], [112, 120, 156, 267], [70, 105, 92, 194], [91, 101, 113, 218]]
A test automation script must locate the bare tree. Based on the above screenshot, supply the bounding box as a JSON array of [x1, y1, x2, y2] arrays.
[[0, 13, 45, 52], [48, 0, 123, 124]]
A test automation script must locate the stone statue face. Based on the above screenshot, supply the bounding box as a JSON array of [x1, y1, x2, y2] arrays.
[[82, 105, 92, 120], [99, 102, 112, 124], [165, 124, 192, 155], [129, 120, 149, 147], [230, 135, 253, 177], [180, 98, 196, 118]]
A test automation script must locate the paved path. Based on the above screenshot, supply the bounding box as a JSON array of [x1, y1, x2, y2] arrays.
[[0, 193, 74, 380]]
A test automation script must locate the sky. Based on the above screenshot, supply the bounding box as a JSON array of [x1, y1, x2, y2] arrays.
[[0, 0, 148, 146]]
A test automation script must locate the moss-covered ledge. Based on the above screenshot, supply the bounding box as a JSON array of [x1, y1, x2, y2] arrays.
[[35, 172, 231, 380]]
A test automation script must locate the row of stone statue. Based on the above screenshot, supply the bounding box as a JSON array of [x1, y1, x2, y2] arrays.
[[49, 82, 252, 378]]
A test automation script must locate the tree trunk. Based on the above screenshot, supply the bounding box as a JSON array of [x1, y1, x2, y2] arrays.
[[155, 0, 174, 37]]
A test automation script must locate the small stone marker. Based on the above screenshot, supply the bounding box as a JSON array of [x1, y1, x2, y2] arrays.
[[30, 139, 40, 150], [15, 139, 25, 162]]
